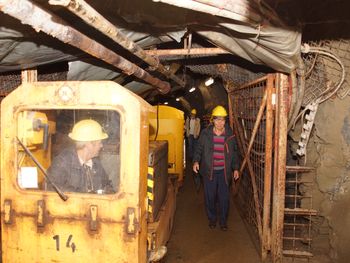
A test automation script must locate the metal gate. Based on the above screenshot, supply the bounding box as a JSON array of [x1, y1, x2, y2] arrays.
[[229, 73, 289, 262]]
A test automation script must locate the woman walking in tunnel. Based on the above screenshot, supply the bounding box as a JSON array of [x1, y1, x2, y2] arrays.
[[192, 105, 240, 231]]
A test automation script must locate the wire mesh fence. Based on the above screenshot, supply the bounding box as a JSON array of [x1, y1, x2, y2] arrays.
[[302, 39, 350, 106], [283, 169, 315, 262], [230, 76, 269, 255], [187, 63, 266, 87], [231, 74, 319, 262], [0, 66, 67, 97]]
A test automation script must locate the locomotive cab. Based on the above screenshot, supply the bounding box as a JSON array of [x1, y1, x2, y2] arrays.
[[1, 81, 154, 262]]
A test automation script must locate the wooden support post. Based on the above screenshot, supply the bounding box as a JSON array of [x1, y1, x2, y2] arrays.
[[262, 75, 275, 261], [271, 73, 288, 263], [21, 69, 37, 83]]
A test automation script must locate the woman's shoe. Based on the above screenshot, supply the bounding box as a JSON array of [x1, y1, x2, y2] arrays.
[[220, 225, 228, 231], [209, 221, 216, 229]]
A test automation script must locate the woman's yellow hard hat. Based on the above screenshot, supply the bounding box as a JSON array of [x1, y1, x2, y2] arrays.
[[211, 105, 227, 117]]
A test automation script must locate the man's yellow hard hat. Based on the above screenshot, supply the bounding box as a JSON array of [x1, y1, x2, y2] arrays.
[[211, 105, 227, 117], [69, 119, 108, 142], [191, 109, 197, 115]]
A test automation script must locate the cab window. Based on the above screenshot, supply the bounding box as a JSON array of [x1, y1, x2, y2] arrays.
[[17, 109, 120, 194]]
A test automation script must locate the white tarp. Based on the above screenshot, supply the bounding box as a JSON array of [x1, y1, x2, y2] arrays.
[[198, 22, 301, 72], [0, 0, 301, 85]]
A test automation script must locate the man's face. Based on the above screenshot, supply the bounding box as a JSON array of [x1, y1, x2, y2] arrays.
[[213, 117, 226, 130], [87, 140, 103, 159]]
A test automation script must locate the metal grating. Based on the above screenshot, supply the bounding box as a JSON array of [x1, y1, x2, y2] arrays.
[[234, 79, 266, 233], [0, 66, 68, 97], [231, 74, 316, 262], [231, 76, 271, 258], [302, 39, 350, 106], [0, 72, 21, 97], [187, 63, 265, 87], [283, 167, 316, 262]]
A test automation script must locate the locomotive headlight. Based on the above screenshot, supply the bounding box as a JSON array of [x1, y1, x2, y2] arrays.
[[58, 86, 74, 103]]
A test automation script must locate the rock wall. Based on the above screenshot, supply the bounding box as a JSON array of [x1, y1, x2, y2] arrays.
[[288, 39, 350, 263], [296, 96, 350, 263]]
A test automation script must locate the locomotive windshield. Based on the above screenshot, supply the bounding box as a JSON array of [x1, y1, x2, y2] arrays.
[[16, 109, 120, 195]]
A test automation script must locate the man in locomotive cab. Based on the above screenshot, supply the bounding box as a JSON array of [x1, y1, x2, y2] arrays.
[[47, 119, 114, 194]]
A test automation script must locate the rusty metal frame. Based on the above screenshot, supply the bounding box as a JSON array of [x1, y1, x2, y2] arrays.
[[271, 74, 288, 262], [230, 75, 273, 258], [239, 90, 267, 174], [230, 73, 288, 262], [283, 165, 316, 261], [144, 48, 229, 57], [234, 89, 267, 241]]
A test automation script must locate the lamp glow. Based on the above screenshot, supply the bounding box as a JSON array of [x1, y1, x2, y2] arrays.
[[205, 77, 214, 86]]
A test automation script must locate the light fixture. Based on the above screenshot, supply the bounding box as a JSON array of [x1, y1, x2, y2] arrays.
[[164, 101, 169, 105], [176, 97, 180, 101], [57, 86, 74, 103], [205, 77, 214, 86], [189, 87, 196, 93]]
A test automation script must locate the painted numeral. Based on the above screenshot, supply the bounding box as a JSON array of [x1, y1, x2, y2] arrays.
[[53, 234, 76, 253], [53, 235, 60, 251]]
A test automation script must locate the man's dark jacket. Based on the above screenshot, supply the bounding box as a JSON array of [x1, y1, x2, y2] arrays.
[[193, 124, 240, 185], [48, 147, 112, 193]]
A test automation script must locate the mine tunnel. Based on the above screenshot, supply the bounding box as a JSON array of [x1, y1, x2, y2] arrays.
[[0, 1, 350, 263]]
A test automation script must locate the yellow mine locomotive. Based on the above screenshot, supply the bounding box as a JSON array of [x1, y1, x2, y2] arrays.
[[0, 81, 181, 262]]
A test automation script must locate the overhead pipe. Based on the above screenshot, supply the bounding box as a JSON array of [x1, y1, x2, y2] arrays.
[[49, 0, 185, 88], [0, 0, 170, 94], [144, 47, 229, 57]]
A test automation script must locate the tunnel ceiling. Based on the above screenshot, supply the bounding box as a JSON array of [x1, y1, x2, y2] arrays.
[[0, 0, 349, 102]]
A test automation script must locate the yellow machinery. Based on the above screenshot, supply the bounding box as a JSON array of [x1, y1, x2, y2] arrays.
[[17, 110, 56, 188], [149, 105, 185, 184], [0, 81, 176, 262]]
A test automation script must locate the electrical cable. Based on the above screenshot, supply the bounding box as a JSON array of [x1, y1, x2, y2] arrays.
[[293, 44, 347, 129]]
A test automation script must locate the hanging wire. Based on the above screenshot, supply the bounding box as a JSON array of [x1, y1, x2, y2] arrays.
[[306, 47, 346, 102], [292, 43, 347, 129]]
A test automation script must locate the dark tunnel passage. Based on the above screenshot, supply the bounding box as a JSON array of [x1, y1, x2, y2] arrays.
[[164, 160, 261, 263]]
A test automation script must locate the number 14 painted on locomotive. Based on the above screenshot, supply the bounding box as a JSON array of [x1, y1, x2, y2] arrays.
[[53, 234, 76, 252]]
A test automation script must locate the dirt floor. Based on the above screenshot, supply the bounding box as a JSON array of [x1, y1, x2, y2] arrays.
[[163, 163, 261, 263]]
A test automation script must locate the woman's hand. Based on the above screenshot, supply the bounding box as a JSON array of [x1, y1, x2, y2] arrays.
[[193, 162, 200, 173], [233, 170, 240, 180]]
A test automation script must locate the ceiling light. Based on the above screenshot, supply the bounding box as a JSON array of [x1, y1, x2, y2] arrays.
[[205, 77, 214, 86], [189, 87, 196, 93], [164, 102, 168, 105], [176, 97, 180, 101]]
